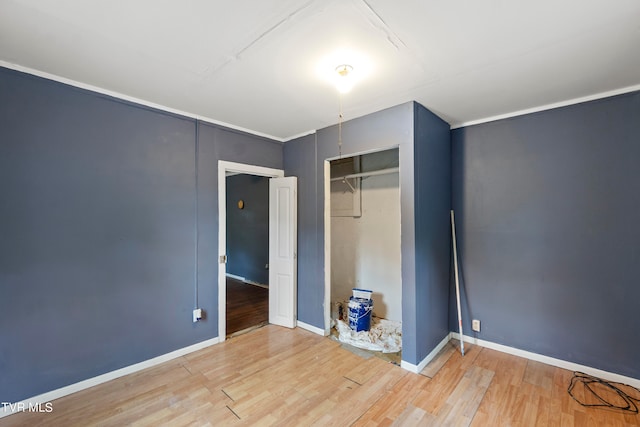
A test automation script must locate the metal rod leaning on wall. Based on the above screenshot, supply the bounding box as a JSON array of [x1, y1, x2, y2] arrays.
[[451, 210, 465, 356]]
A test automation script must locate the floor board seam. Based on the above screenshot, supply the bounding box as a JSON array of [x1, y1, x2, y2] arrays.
[[226, 405, 241, 419], [221, 389, 234, 402]]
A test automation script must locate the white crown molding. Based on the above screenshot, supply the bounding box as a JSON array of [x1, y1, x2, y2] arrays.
[[0, 60, 285, 142], [451, 84, 640, 129], [283, 129, 317, 143]]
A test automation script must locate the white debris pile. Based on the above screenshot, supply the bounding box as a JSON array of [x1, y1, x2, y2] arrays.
[[334, 317, 402, 353]]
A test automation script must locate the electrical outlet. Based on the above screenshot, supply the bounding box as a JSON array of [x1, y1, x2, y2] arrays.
[[193, 308, 202, 323], [472, 319, 481, 332]]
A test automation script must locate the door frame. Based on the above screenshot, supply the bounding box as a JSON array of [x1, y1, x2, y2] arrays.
[[218, 160, 284, 341]]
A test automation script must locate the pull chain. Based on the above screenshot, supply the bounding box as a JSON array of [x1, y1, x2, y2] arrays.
[[338, 94, 343, 159], [334, 63, 353, 159]]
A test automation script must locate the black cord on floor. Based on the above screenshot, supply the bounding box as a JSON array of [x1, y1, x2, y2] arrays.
[[568, 371, 640, 414]]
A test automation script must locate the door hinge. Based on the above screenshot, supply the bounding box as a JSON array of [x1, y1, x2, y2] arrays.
[[219, 255, 227, 264]]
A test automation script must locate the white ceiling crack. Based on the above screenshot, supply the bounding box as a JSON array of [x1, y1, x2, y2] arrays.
[[353, 0, 434, 77], [204, 0, 319, 78], [355, 0, 408, 52]]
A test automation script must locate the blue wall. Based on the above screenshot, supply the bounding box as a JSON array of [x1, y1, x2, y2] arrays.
[[226, 174, 270, 284], [0, 67, 282, 403], [282, 133, 321, 327], [451, 91, 640, 379], [413, 103, 452, 363], [284, 102, 452, 365]]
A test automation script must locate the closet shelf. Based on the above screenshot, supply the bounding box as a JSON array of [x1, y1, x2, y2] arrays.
[[330, 167, 399, 182]]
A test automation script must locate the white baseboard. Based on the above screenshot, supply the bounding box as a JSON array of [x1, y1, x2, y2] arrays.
[[226, 274, 268, 289], [7, 327, 636, 419], [244, 279, 268, 289], [401, 333, 452, 374], [451, 332, 640, 389], [0, 336, 220, 419], [296, 320, 328, 336]]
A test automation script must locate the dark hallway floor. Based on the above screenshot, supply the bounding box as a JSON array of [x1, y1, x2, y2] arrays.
[[226, 277, 268, 337]]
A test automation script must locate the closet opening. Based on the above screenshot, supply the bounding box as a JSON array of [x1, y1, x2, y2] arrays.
[[327, 147, 402, 362]]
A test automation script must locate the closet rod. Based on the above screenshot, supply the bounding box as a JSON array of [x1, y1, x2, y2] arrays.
[[330, 167, 399, 182]]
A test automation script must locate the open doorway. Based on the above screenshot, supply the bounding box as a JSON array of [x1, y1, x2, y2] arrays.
[[218, 161, 297, 341], [225, 173, 270, 337], [325, 148, 402, 360]]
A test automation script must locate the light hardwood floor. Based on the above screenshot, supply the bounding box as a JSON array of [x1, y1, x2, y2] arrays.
[[1, 326, 638, 426]]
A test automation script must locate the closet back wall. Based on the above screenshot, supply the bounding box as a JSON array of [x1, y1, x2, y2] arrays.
[[331, 172, 401, 322]]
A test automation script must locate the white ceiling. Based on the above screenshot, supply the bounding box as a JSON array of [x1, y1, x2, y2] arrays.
[[1, 0, 639, 141]]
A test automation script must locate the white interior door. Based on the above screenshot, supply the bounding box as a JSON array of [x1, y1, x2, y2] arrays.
[[269, 176, 297, 328]]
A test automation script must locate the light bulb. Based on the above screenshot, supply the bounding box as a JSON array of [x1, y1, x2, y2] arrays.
[[335, 64, 354, 94]]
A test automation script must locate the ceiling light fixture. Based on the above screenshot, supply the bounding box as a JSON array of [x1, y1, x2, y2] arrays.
[[334, 64, 354, 94]]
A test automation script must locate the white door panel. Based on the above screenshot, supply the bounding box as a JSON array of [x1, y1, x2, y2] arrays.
[[269, 176, 297, 328]]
